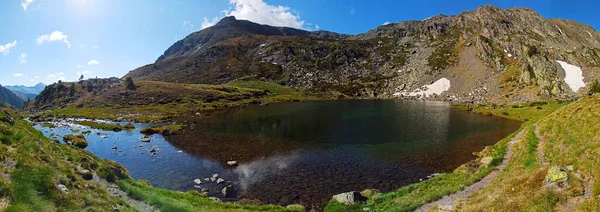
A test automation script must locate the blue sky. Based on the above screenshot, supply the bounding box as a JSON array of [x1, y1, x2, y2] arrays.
[[1, 0, 599, 86]]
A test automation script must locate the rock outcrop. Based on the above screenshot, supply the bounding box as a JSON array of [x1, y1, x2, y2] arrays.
[[124, 5, 600, 104]]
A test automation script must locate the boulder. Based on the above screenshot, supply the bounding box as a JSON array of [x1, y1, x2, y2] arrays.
[[544, 166, 569, 188], [222, 185, 235, 198], [0, 111, 15, 126], [216, 178, 225, 184], [227, 160, 238, 166], [80, 169, 93, 180], [332, 191, 366, 204], [480, 156, 494, 167], [56, 184, 69, 194], [140, 137, 151, 142], [194, 179, 202, 184], [208, 197, 221, 202]]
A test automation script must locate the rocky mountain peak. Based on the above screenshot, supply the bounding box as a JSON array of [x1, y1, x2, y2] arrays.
[[215, 16, 238, 26]]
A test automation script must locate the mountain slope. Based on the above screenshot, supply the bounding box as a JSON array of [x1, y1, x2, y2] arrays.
[[125, 5, 600, 104], [10, 90, 37, 102], [0, 85, 24, 108], [5, 83, 46, 95]]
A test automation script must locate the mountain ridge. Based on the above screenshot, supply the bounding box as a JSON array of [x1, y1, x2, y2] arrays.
[[124, 5, 600, 104]]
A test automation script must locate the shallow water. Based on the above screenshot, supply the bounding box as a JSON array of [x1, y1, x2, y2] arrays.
[[36, 100, 521, 209]]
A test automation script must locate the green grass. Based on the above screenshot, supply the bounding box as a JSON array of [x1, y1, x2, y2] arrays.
[[118, 180, 303, 212], [140, 124, 186, 135], [75, 120, 135, 131]]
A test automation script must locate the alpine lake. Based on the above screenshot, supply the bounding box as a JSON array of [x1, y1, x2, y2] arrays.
[[35, 100, 521, 209]]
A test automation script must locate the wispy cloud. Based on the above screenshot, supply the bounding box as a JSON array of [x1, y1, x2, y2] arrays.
[[13, 73, 24, 78], [315, 24, 320, 30], [383, 21, 392, 25], [87, 60, 100, 65], [46, 72, 65, 83], [18, 53, 27, 64], [77, 65, 84, 68], [201, 0, 305, 29], [37, 31, 71, 48], [92, 45, 98, 49], [0, 41, 17, 55], [350, 7, 355, 15], [21, 0, 34, 11], [201, 17, 219, 29]]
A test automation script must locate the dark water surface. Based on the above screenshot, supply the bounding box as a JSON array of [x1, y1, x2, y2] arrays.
[[36, 100, 521, 209]]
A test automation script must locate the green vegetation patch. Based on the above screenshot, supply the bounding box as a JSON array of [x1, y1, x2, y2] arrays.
[[62, 134, 88, 149], [75, 120, 135, 131], [140, 124, 186, 135]]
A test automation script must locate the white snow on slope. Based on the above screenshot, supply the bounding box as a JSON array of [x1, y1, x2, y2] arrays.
[[556, 60, 585, 92], [396, 78, 451, 97]]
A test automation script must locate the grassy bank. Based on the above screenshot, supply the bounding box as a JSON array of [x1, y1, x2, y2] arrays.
[[75, 120, 135, 131], [460, 94, 600, 211], [325, 100, 569, 211], [0, 108, 299, 211]]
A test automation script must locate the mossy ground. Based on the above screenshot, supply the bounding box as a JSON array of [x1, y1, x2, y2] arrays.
[[139, 124, 186, 135], [0, 108, 300, 211]]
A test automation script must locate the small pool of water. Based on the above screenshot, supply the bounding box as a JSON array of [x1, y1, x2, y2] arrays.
[[35, 100, 521, 209]]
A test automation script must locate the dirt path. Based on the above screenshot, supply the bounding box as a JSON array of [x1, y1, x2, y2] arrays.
[[415, 130, 525, 212], [91, 174, 159, 212]]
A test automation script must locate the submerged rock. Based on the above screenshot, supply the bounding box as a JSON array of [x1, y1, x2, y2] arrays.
[[332, 191, 366, 204], [222, 185, 235, 198]]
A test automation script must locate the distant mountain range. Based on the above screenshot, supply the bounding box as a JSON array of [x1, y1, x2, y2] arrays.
[[0, 83, 46, 108], [125, 5, 600, 103], [5, 83, 46, 95], [0, 85, 25, 108]]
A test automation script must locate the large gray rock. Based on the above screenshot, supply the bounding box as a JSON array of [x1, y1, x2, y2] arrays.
[[56, 184, 69, 194], [332, 191, 366, 204]]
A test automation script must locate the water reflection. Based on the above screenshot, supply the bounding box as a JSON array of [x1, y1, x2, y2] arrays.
[[35, 100, 521, 210]]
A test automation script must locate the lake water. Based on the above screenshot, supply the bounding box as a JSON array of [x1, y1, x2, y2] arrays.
[[35, 100, 521, 209]]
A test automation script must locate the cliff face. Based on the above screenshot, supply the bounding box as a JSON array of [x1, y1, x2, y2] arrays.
[[126, 5, 600, 103]]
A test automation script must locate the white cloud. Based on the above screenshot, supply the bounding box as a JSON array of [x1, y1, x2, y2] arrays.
[[87, 60, 100, 65], [13, 73, 24, 78], [201, 0, 305, 29], [383, 21, 392, 25], [77, 65, 84, 68], [350, 7, 355, 15], [34, 75, 39, 79], [0, 41, 17, 55], [183, 20, 190, 26], [92, 45, 98, 48], [315, 24, 320, 30], [21, 0, 34, 11], [18, 53, 27, 64], [37, 31, 71, 48], [79, 44, 85, 48], [46, 72, 66, 83], [201, 17, 220, 29]]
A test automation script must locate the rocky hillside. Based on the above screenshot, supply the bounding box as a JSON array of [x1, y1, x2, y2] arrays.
[[125, 5, 600, 104]]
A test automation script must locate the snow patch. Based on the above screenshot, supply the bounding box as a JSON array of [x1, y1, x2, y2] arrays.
[[556, 60, 585, 92], [400, 78, 451, 97]]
